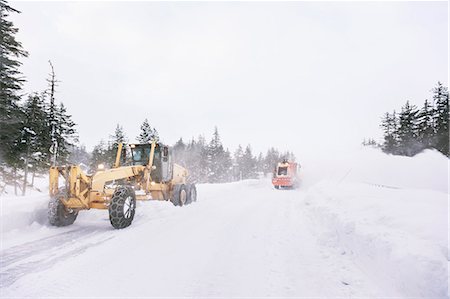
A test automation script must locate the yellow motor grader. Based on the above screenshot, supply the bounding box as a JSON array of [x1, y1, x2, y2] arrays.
[[48, 141, 196, 229]]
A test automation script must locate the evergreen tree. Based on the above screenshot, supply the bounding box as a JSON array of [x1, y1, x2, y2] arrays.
[[111, 124, 127, 147], [397, 101, 420, 156], [256, 152, 264, 173], [206, 127, 228, 183], [68, 144, 90, 168], [222, 148, 233, 182], [241, 145, 257, 179], [107, 124, 127, 166], [172, 137, 187, 166], [0, 0, 28, 166], [90, 139, 108, 171], [380, 111, 399, 154], [416, 99, 435, 149], [432, 82, 449, 156], [53, 103, 77, 163], [19, 93, 48, 194], [281, 150, 296, 161], [184, 135, 208, 183], [263, 147, 281, 175], [137, 118, 159, 143], [233, 144, 244, 180]]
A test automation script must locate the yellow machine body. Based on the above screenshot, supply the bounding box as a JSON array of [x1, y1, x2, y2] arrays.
[[49, 141, 188, 211]]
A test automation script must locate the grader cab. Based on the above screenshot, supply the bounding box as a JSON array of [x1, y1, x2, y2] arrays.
[[48, 141, 196, 229]]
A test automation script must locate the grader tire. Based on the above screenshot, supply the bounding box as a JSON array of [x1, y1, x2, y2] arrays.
[[109, 186, 136, 229], [48, 188, 78, 227], [171, 184, 187, 206], [186, 184, 197, 204]]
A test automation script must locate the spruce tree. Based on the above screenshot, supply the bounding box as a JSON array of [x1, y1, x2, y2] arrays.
[[54, 103, 77, 163], [221, 148, 233, 182], [107, 124, 127, 165], [256, 152, 264, 173], [0, 0, 28, 166], [432, 82, 449, 156], [206, 127, 227, 183], [416, 99, 435, 150], [19, 93, 49, 194], [172, 137, 187, 166], [241, 145, 257, 179], [263, 147, 281, 175], [90, 139, 108, 171], [68, 144, 90, 168], [397, 101, 420, 156], [233, 145, 244, 180], [380, 111, 399, 154], [184, 135, 208, 183], [137, 118, 159, 143]]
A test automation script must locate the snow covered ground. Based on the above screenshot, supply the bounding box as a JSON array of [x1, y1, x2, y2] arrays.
[[0, 148, 448, 298]]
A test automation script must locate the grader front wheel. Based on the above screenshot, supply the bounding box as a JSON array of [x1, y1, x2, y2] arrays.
[[109, 186, 136, 229], [48, 188, 78, 227]]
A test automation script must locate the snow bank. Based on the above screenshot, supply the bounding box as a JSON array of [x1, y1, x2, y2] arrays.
[[302, 148, 448, 298], [301, 148, 448, 193]]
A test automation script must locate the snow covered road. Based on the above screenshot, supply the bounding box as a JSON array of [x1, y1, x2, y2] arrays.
[[1, 149, 448, 298], [2, 180, 386, 298]]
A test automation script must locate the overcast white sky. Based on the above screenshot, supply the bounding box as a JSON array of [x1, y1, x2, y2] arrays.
[[10, 1, 448, 159]]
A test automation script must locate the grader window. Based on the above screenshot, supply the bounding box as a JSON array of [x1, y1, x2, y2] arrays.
[[131, 146, 151, 165]]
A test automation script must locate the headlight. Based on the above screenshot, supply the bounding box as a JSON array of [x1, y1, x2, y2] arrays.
[[97, 163, 105, 170]]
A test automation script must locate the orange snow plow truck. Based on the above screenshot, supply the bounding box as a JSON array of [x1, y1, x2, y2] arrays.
[[272, 160, 300, 189]]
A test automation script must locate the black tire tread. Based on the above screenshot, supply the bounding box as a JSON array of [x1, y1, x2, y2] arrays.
[[48, 188, 78, 227], [171, 184, 187, 206], [186, 184, 197, 204], [109, 186, 136, 229]]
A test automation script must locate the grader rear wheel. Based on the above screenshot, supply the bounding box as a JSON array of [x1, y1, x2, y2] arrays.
[[48, 188, 78, 227], [186, 184, 197, 204], [171, 184, 187, 206], [109, 186, 136, 229]]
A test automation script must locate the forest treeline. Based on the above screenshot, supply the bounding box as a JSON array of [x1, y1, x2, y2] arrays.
[[88, 124, 295, 184], [372, 82, 449, 157]]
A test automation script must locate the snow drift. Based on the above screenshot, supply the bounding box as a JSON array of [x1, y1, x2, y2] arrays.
[[301, 148, 448, 297]]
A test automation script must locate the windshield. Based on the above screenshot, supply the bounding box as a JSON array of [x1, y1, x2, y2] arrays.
[[131, 147, 151, 165], [278, 166, 288, 176]]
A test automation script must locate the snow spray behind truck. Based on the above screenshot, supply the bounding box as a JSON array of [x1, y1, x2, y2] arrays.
[[272, 160, 300, 189]]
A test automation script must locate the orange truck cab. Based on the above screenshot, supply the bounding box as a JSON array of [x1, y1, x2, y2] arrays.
[[272, 160, 300, 189]]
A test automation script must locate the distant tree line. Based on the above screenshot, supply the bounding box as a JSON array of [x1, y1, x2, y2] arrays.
[[0, 1, 78, 195], [89, 124, 295, 184], [379, 82, 449, 157], [171, 127, 295, 184]]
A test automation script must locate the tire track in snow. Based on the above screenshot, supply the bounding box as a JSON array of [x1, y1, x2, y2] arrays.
[[0, 227, 113, 288]]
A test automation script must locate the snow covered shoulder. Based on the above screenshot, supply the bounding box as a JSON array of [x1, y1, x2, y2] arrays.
[[302, 148, 448, 298]]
